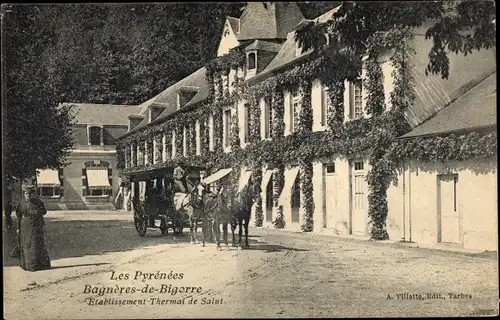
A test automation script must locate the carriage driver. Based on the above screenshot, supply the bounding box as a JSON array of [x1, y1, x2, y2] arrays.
[[173, 162, 188, 193]]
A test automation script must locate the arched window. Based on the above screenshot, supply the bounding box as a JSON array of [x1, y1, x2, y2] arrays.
[[247, 52, 256, 70]]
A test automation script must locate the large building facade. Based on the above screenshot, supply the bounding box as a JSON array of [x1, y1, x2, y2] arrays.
[[17, 103, 142, 210], [116, 3, 497, 251]]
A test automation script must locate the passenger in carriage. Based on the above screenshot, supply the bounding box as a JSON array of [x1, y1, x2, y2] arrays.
[[173, 162, 188, 193]]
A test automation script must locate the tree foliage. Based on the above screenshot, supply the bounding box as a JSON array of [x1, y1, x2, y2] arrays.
[[3, 5, 76, 181], [3, 3, 248, 183], [294, 0, 496, 79]]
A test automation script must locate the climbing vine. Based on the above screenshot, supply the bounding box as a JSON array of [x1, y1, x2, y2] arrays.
[[390, 131, 498, 163], [270, 90, 285, 229], [154, 133, 163, 163], [230, 108, 240, 151], [272, 166, 285, 229], [116, 144, 125, 171], [324, 79, 345, 132], [366, 31, 414, 240], [117, 27, 494, 240], [364, 58, 386, 116], [188, 122, 196, 158], [253, 165, 264, 227]]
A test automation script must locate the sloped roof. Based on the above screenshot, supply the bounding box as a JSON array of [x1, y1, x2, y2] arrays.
[[246, 6, 340, 83], [237, 2, 304, 41], [245, 40, 282, 52], [126, 67, 209, 135], [402, 34, 496, 128], [400, 72, 497, 138], [138, 94, 161, 116], [227, 17, 240, 34], [61, 103, 143, 126]]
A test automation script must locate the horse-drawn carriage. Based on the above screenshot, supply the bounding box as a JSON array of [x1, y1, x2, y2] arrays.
[[125, 164, 259, 249], [126, 165, 205, 237]]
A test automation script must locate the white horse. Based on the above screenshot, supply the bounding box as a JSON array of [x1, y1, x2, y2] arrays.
[[172, 184, 206, 245]]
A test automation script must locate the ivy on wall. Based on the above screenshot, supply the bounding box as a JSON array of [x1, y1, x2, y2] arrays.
[[270, 91, 285, 229], [117, 29, 494, 239], [390, 131, 498, 163], [364, 58, 386, 117], [155, 134, 163, 164], [252, 166, 264, 227], [272, 166, 285, 229], [116, 144, 125, 171], [230, 110, 240, 151]]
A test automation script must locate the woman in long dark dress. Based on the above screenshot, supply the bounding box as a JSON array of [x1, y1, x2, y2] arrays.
[[15, 185, 51, 271]]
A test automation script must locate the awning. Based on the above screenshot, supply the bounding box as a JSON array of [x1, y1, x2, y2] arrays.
[[86, 169, 111, 188], [202, 168, 233, 185], [237, 169, 253, 193], [279, 167, 300, 205], [36, 169, 60, 186]]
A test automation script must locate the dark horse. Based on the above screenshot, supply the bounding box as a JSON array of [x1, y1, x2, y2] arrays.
[[231, 183, 260, 248], [173, 183, 211, 246], [212, 182, 260, 250]]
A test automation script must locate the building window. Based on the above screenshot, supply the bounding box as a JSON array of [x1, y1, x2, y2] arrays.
[[248, 52, 256, 70], [83, 161, 111, 197], [224, 109, 232, 147], [208, 116, 214, 151], [171, 130, 176, 158], [349, 81, 363, 120], [39, 186, 60, 197], [177, 90, 197, 109], [89, 126, 102, 145], [36, 168, 63, 197], [322, 86, 331, 126], [325, 163, 335, 174], [195, 120, 201, 155], [354, 161, 364, 171], [243, 104, 250, 143], [183, 126, 187, 156], [264, 96, 273, 139], [290, 87, 301, 133]]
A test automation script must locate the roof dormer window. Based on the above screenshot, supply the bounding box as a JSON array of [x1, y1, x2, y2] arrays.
[[247, 52, 256, 70], [295, 41, 303, 57], [177, 87, 198, 110], [148, 105, 166, 123]]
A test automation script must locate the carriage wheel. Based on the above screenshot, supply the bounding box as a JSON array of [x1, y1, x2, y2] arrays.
[[160, 219, 167, 236], [134, 208, 148, 237], [134, 217, 147, 236]]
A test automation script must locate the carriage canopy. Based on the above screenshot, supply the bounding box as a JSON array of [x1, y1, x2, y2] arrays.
[[202, 168, 233, 185]]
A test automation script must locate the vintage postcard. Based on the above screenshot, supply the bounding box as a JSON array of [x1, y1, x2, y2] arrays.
[[2, 2, 498, 319]]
